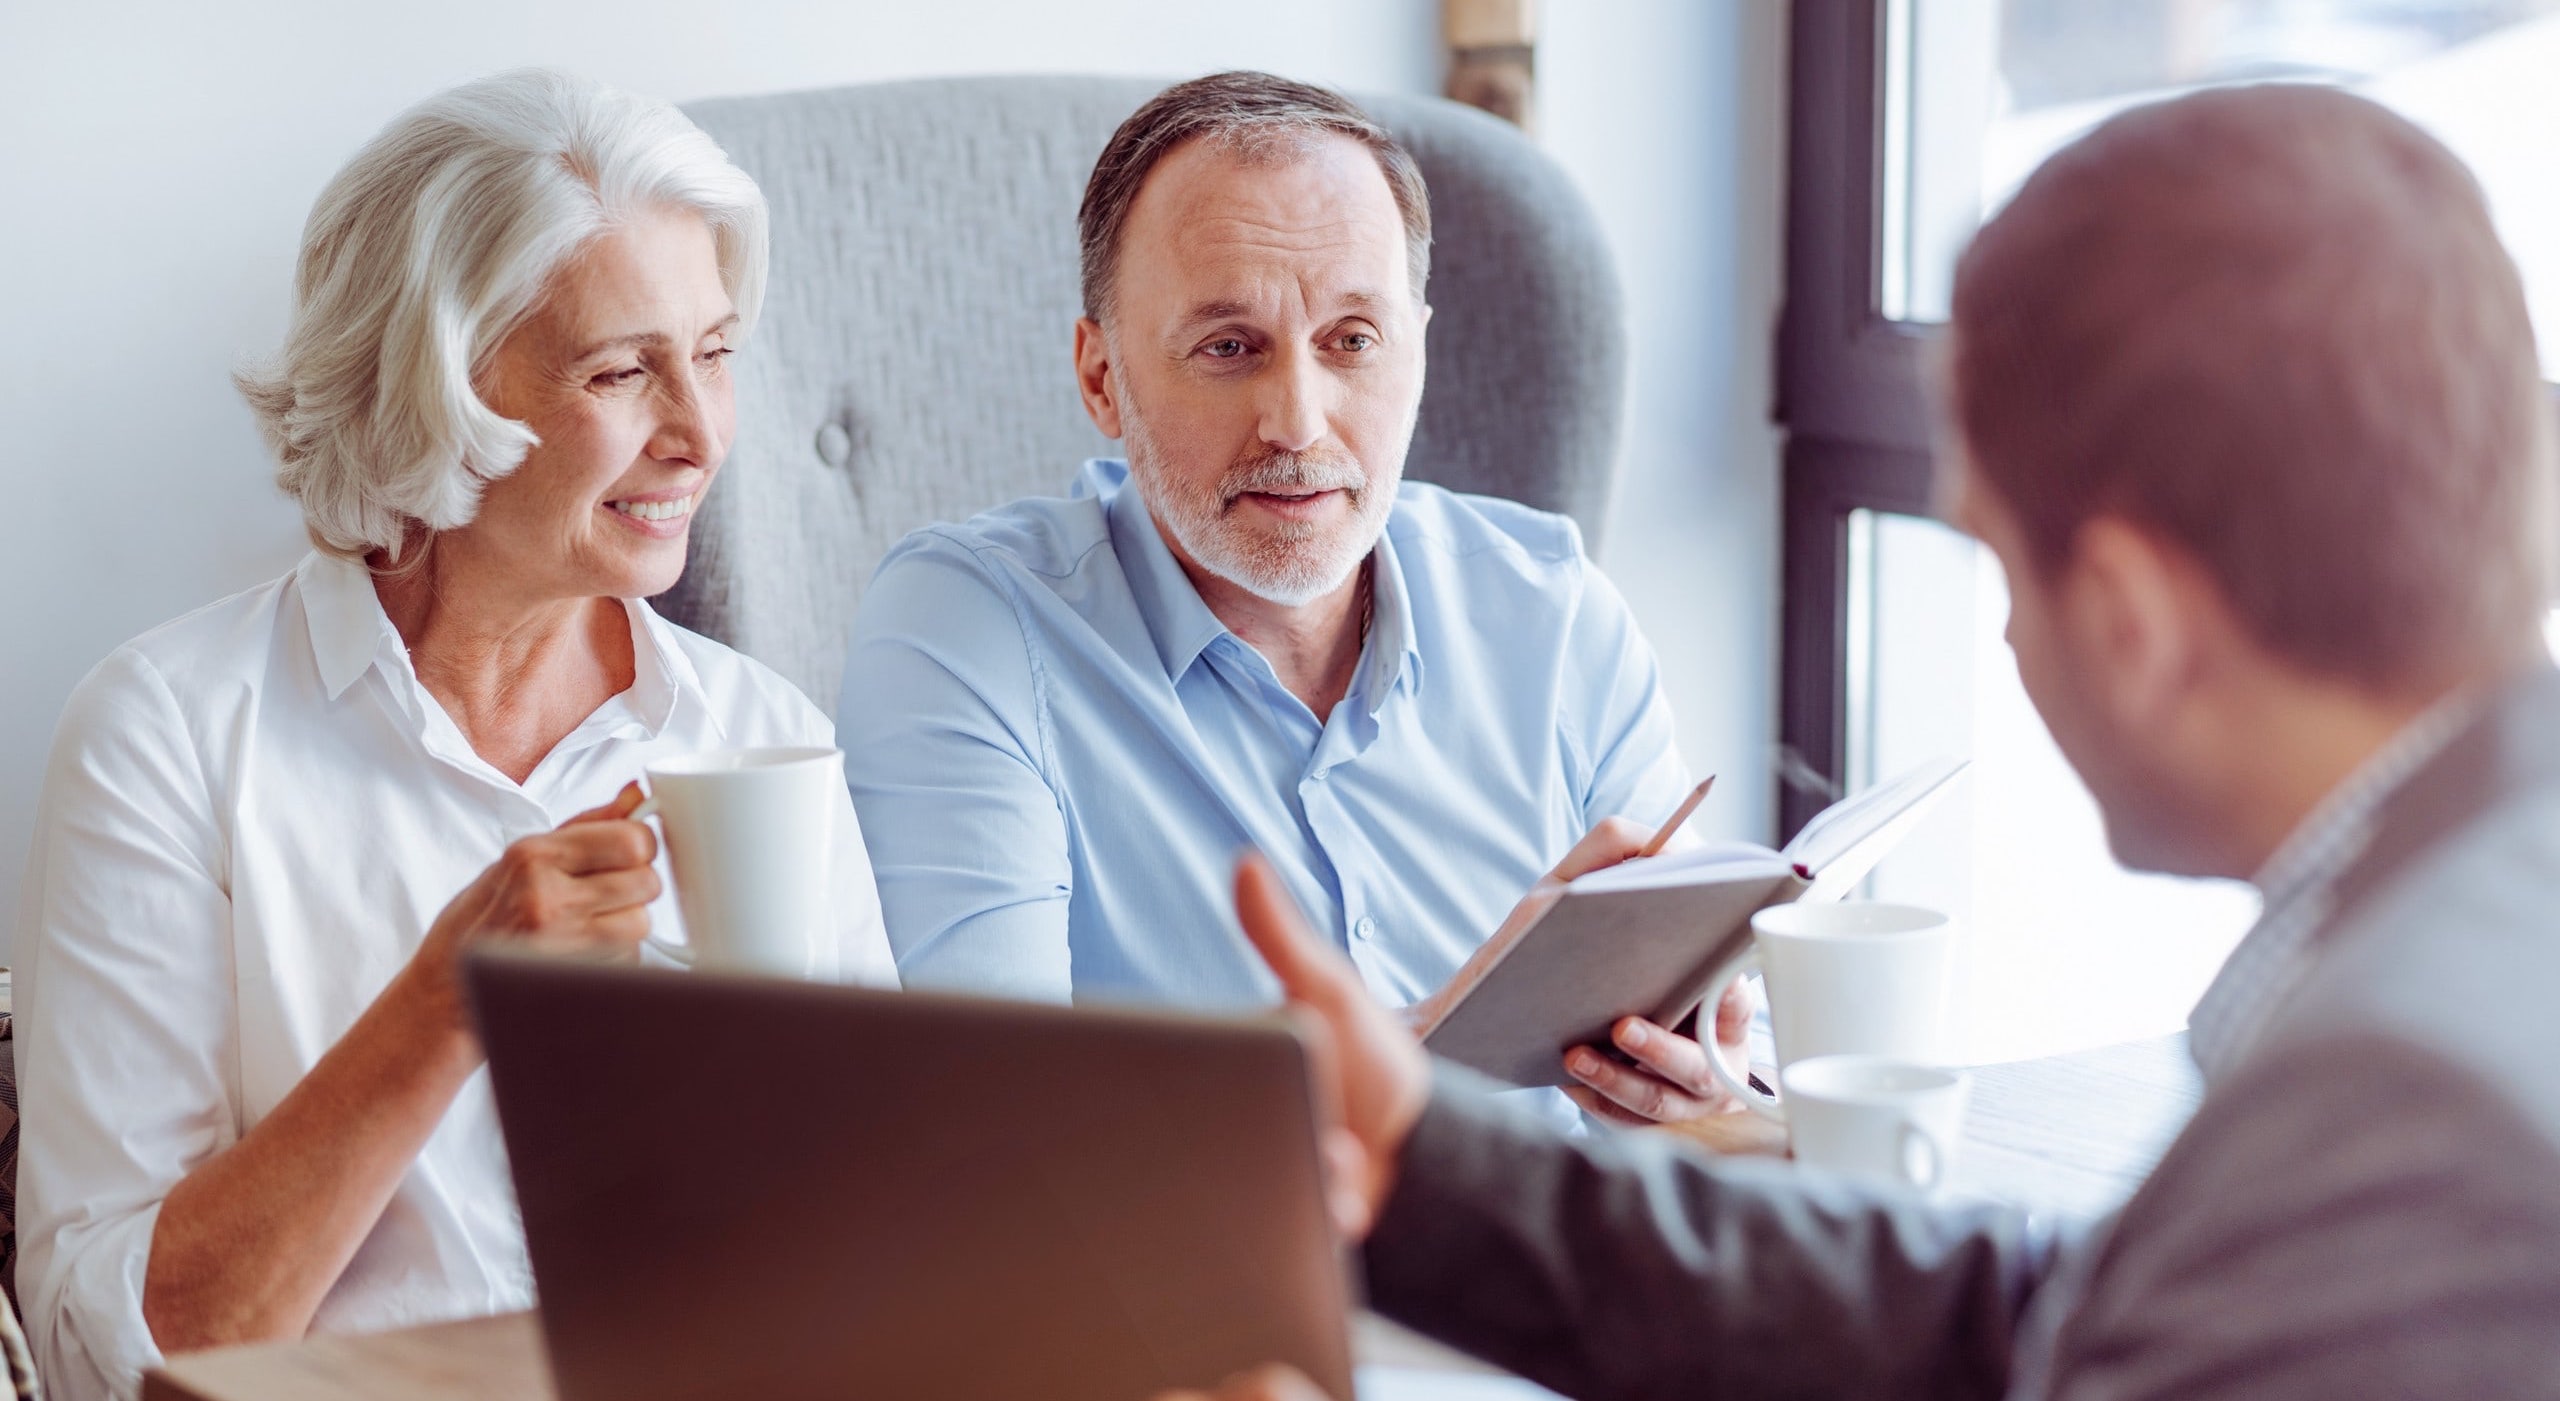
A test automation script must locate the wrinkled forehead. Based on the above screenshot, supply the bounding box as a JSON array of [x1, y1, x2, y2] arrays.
[[1115, 131, 1413, 319]]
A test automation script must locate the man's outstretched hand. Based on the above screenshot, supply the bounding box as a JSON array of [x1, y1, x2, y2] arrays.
[[1234, 852, 1430, 1242]]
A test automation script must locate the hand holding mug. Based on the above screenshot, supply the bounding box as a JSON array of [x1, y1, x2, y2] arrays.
[[394, 782, 661, 1038]]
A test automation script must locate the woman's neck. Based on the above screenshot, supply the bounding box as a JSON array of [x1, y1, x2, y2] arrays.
[[371, 544, 636, 784]]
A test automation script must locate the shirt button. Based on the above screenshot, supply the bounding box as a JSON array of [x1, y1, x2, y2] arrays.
[[1309, 767, 1331, 784], [1353, 916, 1378, 941]]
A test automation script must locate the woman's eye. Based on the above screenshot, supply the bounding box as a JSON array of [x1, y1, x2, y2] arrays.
[[592, 366, 645, 388], [696, 347, 735, 368]]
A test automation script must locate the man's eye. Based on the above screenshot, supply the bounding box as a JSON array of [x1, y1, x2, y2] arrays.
[[1336, 333, 1375, 353], [1203, 339, 1248, 359]]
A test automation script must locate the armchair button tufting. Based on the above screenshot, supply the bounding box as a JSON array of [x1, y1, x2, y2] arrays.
[[815, 420, 854, 469]]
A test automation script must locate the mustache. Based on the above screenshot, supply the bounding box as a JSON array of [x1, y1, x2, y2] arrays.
[[1218, 450, 1368, 508]]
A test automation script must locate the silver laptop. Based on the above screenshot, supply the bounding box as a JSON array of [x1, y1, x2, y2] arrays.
[[469, 952, 1357, 1401]]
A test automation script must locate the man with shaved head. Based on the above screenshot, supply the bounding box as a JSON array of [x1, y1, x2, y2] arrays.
[[1176, 85, 2560, 1400]]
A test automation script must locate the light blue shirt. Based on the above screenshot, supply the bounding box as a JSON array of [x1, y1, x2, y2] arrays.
[[838, 458, 1693, 1016]]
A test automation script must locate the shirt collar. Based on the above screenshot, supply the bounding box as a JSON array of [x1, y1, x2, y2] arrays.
[[1097, 460, 1231, 682], [621, 597, 710, 740], [2245, 685, 2484, 910], [1352, 518, 1425, 715], [2188, 685, 2484, 1078], [1090, 457, 1425, 703], [297, 550, 407, 702], [293, 548, 717, 742]]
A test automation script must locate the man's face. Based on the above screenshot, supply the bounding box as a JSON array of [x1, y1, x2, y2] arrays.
[[1077, 132, 1427, 606]]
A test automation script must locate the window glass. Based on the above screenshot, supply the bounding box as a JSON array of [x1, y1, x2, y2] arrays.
[[1847, 510, 2261, 1063], [1881, 0, 2560, 375]]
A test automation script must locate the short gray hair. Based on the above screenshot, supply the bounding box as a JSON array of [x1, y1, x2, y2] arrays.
[[1078, 71, 1432, 322], [240, 69, 769, 561]]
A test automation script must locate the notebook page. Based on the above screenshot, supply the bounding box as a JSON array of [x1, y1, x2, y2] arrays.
[[1782, 756, 1969, 896], [1566, 838, 1791, 895]]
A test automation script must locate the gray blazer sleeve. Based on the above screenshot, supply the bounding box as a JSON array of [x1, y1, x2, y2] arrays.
[[1362, 1067, 2061, 1401], [2049, 1032, 2560, 1400]]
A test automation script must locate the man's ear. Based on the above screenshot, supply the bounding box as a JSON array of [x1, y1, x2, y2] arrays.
[[2068, 518, 2217, 732], [1073, 316, 1124, 440]]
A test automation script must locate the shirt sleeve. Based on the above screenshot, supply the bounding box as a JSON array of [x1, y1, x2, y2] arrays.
[[2046, 1030, 2560, 1400], [836, 533, 1074, 1003], [1560, 555, 1696, 833], [1365, 1065, 2057, 1401], [17, 649, 240, 1401], [824, 784, 899, 990]]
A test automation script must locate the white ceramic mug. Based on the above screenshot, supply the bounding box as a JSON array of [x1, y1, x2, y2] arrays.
[[1703, 901, 1954, 1120], [1781, 1054, 1971, 1193], [630, 746, 840, 979]]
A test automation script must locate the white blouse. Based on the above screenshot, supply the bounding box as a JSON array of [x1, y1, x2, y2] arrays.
[[15, 552, 895, 1401]]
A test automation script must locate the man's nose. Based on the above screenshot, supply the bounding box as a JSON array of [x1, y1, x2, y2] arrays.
[[1256, 347, 1329, 454]]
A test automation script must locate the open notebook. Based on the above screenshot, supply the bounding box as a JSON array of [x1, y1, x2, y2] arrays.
[[1416, 758, 1968, 1089]]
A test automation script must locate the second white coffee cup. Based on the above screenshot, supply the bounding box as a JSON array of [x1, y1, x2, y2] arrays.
[[631, 746, 841, 979], [1782, 1054, 1971, 1192], [1703, 900, 1955, 1120]]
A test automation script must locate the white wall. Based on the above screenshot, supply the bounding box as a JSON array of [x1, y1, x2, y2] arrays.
[[0, 1, 1786, 962], [1548, 0, 1789, 850]]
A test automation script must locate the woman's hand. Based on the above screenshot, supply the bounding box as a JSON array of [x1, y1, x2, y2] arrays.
[[147, 781, 663, 1353], [390, 782, 662, 1040]]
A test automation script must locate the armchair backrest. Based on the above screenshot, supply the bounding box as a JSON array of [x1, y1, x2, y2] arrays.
[[664, 76, 1626, 709]]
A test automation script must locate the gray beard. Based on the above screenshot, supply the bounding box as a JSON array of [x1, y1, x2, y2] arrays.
[[1120, 396, 1400, 608]]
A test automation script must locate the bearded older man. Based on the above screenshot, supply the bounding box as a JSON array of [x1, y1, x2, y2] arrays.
[[837, 71, 1742, 1127]]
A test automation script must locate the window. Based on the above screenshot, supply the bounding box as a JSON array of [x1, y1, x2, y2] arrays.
[[1882, 0, 2560, 373], [1778, 0, 2560, 1061]]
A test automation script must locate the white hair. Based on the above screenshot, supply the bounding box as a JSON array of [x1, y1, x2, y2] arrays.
[[239, 69, 769, 561]]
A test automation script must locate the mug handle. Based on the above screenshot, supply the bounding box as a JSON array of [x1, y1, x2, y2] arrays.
[[1896, 1121, 1945, 1191], [1700, 949, 1783, 1121], [625, 794, 694, 968]]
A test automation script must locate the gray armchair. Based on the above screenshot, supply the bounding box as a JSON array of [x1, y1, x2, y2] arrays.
[[663, 75, 1626, 709]]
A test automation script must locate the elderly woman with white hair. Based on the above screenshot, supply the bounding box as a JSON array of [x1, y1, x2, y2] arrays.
[[15, 70, 894, 1400]]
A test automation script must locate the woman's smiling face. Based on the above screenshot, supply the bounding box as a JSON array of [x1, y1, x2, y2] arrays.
[[462, 206, 739, 603]]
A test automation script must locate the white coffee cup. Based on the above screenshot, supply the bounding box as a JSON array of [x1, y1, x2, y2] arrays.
[[630, 746, 841, 979], [1781, 1054, 1971, 1193], [1703, 901, 1954, 1120]]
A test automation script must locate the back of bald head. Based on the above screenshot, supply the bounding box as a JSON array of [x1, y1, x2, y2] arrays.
[[1951, 84, 2554, 695]]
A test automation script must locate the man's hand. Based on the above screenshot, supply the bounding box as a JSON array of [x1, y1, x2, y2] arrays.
[[1562, 985, 1756, 1127], [1541, 816, 1757, 1128], [1151, 1363, 1334, 1401], [1235, 853, 1429, 1241]]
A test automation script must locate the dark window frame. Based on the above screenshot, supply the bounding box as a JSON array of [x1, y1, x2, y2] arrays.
[[1775, 0, 1939, 840]]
